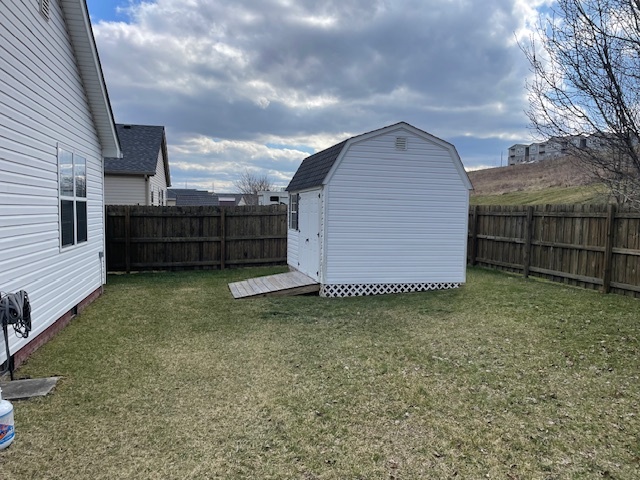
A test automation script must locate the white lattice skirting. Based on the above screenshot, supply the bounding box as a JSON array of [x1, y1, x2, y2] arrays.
[[320, 282, 461, 298]]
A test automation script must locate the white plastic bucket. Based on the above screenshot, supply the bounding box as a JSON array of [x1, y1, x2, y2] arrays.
[[0, 388, 15, 450]]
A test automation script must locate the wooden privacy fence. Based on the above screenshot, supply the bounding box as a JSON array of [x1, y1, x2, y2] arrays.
[[106, 205, 287, 272], [468, 204, 640, 297]]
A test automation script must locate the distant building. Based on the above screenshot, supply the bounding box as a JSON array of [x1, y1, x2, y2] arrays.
[[166, 189, 252, 206], [167, 189, 217, 206], [257, 191, 289, 205], [507, 135, 604, 166], [217, 193, 250, 206]]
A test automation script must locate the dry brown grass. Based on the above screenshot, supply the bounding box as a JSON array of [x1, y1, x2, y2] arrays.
[[470, 184, 607, 205], [469, 157, 597, 196], [1, 267, 639, 479]]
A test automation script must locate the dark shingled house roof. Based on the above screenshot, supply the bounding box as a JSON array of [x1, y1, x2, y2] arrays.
[[167, 189, 219, 206], [105, 124, 171, 185], [285, 140, 347, 192]]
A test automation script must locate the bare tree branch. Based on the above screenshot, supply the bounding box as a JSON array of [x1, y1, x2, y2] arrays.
[[233, 170, 274, 205], [522, 0, 640, 209]]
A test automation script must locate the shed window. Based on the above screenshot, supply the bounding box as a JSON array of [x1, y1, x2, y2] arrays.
[[270, 196, 279, 202], [58, 147, 87, 247], [289, 193, 299, 230]]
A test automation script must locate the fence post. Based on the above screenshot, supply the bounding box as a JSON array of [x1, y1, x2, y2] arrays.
[[523, 206, 534, 278], [220, 208, 226, 270], [125, 205, 131, 274], [469, 205, 479, 266], [602, 203, 616, 293]]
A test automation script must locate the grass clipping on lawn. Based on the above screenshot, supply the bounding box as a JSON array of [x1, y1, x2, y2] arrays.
[[1, 267, 639, 479]]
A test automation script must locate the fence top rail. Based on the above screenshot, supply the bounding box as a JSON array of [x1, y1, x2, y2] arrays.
[[106, 211, 286, 218], [106, 204, 287, 212]]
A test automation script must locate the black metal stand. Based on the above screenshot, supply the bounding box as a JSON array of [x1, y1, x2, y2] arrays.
[[2, 320, 14, 380]]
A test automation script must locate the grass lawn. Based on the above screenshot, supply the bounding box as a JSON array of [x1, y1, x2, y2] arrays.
[[1, 267, 639, 479]]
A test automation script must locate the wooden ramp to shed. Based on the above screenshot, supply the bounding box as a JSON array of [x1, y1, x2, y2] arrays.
[[229, 271, 320, 299]]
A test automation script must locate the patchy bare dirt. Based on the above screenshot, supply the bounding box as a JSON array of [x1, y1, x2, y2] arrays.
[[468, 156, 596, 195]]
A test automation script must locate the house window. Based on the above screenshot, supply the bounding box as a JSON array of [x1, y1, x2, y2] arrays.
[[289, 193, 298, 230], [151, 190, 155, 205], [159, 189, 164, 206], [58, 147, 87, 247]]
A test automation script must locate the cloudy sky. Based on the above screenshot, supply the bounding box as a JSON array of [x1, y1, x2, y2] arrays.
[[86, 0, 552, 191]]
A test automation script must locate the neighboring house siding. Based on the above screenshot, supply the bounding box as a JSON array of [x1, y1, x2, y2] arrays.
[[104, 175, 147, 205], [324, 129, 469, 284], [0, 0, 106, 362], [148, 150, 168, 205]]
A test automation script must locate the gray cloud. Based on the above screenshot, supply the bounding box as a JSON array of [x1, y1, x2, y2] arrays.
[[94, 0, 547, 190]]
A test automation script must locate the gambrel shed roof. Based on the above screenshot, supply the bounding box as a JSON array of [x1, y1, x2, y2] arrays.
[[286, 122, 471, 192]]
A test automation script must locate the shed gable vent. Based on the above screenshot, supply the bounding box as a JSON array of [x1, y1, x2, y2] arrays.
[[395, 137, 407, 151], [40, 0, 50, 20]]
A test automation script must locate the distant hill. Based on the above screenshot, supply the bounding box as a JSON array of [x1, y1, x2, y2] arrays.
[[467, 157, 608, 205]]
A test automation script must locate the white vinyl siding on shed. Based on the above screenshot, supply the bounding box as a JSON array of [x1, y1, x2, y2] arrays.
[[287, 228, 300, 270], [104, 175, 148, 205], [0, 0, 106, 362], [323, 129, 469, 284]]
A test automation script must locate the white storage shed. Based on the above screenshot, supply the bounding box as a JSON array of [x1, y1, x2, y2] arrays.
[[286, 122, 472, 297]]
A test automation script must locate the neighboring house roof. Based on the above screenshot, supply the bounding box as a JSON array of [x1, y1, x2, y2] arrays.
[[286, 122, 471, 191], [167, 189, 218, 206], [217, 193, 250, 206], [166, 190, 252, 206], [61, 0, 120, 158], [105, 124, 171, 186]]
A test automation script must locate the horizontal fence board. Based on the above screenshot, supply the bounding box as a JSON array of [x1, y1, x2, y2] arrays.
[[528, 266, 603, 286], [475, 257, 523, 270], [613, 247, 640, 257], [106, 211, 286, 218], [610, 281, 640, 294], [109, 234, 288, 244]]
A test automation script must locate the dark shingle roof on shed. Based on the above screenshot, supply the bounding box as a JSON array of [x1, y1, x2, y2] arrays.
[[285, 140, 347, 192], [105, 124, 168, 181]]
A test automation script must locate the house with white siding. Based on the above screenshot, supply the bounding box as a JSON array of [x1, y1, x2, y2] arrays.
[[0, 0, 121, 367], [286, 122, 472, 297], [104, 124, 171, 205]]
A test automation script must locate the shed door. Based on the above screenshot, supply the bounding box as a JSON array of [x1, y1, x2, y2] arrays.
[[297, 191, 321, 281]]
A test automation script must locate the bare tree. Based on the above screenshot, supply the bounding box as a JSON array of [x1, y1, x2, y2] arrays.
[[233, 169, 274, 205], [522, 0, 640, 208]]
